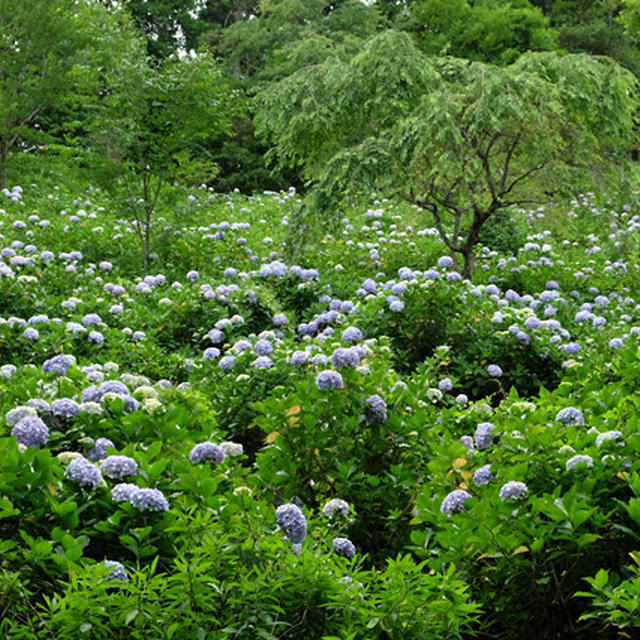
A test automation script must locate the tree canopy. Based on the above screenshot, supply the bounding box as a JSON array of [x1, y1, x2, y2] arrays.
[[256, 30, 639, 279]]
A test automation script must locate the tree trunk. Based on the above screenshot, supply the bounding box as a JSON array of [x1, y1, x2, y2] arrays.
[[462, 249, 475, 281], [0, 143, 8, 190]]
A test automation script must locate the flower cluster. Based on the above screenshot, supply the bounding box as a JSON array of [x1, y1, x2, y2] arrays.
[[189, 442, 226, 464], [101, 455, 138, 479], [364, 394, 387, 424], [332, 537, 356, 558], [276, 503, 307, 548], [11, 415, 49, 448], [440, 489, 472, 516], [64, 457, 103, 489], [499, 481, 528, 501]]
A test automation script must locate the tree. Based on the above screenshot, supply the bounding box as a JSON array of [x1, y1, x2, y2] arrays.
[[256, 30, 639, 280], [0, 0, 94, 188], [408, 0, 557, 65], [73, 8, 238, 270]]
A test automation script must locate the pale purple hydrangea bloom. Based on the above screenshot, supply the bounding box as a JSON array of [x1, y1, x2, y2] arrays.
[[203, 347, 220, 361], [86, 438, 115, 461], [82, 313, 102, 326], [101, 455, 138, 479], [111, 482, 139, 502], [208, 328, 225, 344], [332, 537, 356, 558], [104, 560, 128, 581], [322, 498, 350, 518], [310, 353, 328, 366], [98, 380, 130, 398], [595, 430, 623, 447], [219, 355, 236, 371], [88, 330, 104, 345], [438, 378, 453, 392], [460, 435, 474, 453], [253, 356, 274, 369], [437, 256, 454, 268], [440, 489, 472, 516], [473, 464, 493, 486], [42, 354, 75, 377], [276, 503, 307, 546], [291, 350, 308, 367], [330, 347, 361, 369], [566, 454, 593, 471], [499, 481, 528, 501], [555, 407, 584, 426], [364, 394, 387, 424], [190, 442, 226, 464], [65, 457, 102, 489], [562, 342, 581, 354], [50, 398, 81, 419], [255, 339, 273, 356], [474, 422, 496, 450], [341, 326, 363, 342], [130, 488, 169, 511], [487, 364, 502, 377], [23, 327, 39, 340], [316, 370, 344, 390], [12, 416, 49, 447], [273, 313, 287, 326]]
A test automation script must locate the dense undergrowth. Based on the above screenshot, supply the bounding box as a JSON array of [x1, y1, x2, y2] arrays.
[[1, 154, 640, 638]]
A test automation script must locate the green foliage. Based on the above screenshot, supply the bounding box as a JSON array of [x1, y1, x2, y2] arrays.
[[409, 0, 557, 64], [0, 0, 97, 188], [256, 30, 639, 280]]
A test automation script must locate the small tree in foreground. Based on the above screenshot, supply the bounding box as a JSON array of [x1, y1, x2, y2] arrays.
[[72, 7, 238, 270], [255, 30, 639, 280]]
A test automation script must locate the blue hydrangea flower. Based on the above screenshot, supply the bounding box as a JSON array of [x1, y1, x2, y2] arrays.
[[104, 560, 128, 581], [98, 380, 130, 398], [595, 430, 623, 447], [437, 256, 454, 268], [330, 347, 361, 369], [50, 398, 81, 419], [473, 464, 493, 486], [189, 442, 225, 464], [332, 537, 356, 558], [499, 481, 528, 501], [208, 328, 225, 344], [111, 482, 139, 502], [474, 422, 496, 450], [273, 313, 287, 326], [219, 355, 236, 371], [255, 339, 273, 356], [566, 454, 593, 471], [487, 364, 503, 377], [440, 489, 472, 516], [42, 354, 75, 377], [291, 350, 308, 367], [101, 455, 138, 479], [316, 370, 344, 390], [65, 457, 103, 489], [438, 378, 453, 392], [562, 342, 581, 354], [555, 407, 584, 426], [341, 326, 363, 342], [130, 488, 169, 511], [203, 347, 220, 361], [253, 356, 274, 370], [11, 415, 49, 447], [23, 327, 39, 340], [276, 503, 307, 546], [322, 498, 350, 518], [364, 394, 387, 424], [86, 437, 115, 461], [457, 437, 474, 455]]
